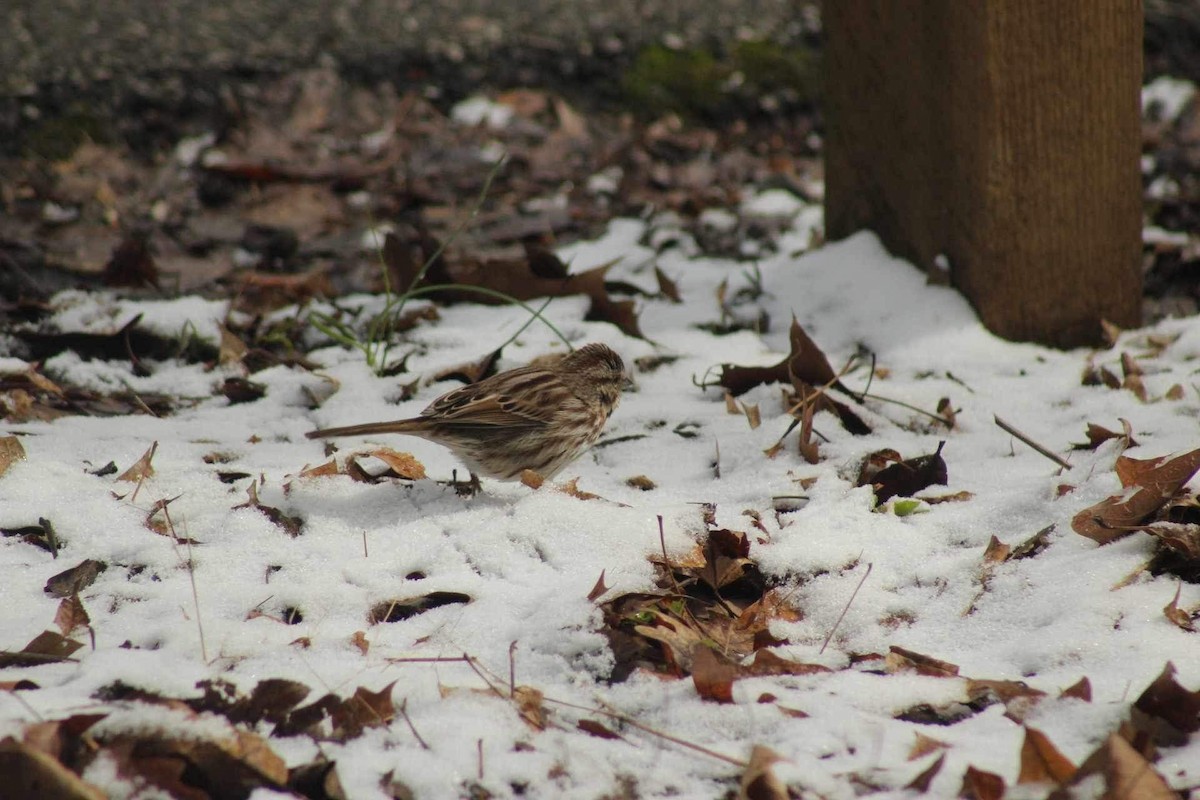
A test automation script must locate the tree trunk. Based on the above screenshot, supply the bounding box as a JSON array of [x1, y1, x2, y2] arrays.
[[824, 1, 1143, 347]]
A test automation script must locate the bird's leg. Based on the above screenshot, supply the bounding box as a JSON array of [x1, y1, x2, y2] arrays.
[[450, 469, 482, 497]]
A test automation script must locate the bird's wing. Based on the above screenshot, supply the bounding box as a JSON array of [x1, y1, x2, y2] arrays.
[[421, 367, 572, 428]]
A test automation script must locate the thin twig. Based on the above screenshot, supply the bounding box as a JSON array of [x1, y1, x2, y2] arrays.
[[540, 694, 747, 768], [2, 688, 45, 721], [508, 641, 518, 696], [857, 391, 950, 426], [463, 653, 508, 699], [821, 562, 872, 654], [164, 504, 208, 664], [994, 415, 1073, 470], [477, 739, 485, 781], [398, 698, 430, 750], [362, 530, 369, 558]]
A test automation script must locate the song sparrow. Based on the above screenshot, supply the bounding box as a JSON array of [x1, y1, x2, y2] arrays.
[[307, 343, 626, 481]]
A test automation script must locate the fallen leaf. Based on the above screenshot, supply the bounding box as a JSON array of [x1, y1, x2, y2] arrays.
[[718, 316, 841, 396], [1163, 582, 1195, 632], [908, 733, 949, 761], [44, 560, 107, 598], [1054, 733, 1176, 800], [513, 685, 547, 730], [0, 630, 84, 667], [330, 682, 396, 739], [885, 646, 959, 677], [363, 448, 427, 480], [655, 266, 682, 303], [1130, 662, 1200, 746], [744, 650, 830, 677], [1059, 677, 1092, 702], [865, 442, 948, 504], [982, 536, 1011, 564], [739, 745, 787, 800], [692, 646, 738, 703], [0, 436, 27, 477], [218, 324, 249, 366], [1072, 448, 1200, 544], [959, 765, 1005, 800], [741, 402, 761, 430], [625, 474, 656, 491], [233, 482, 303, 538], [117, 441, 158, 483], [1017, 726, 1076, 785], [905, 752, 945, 792], [577, 719, 622, 740], [936, 397, 957, 429], [587, 570, 609, 602], [102, 233, 158, 288], [0, 737, 107, 799], [53, 595, 91, 637], [299, 460, 340, 478], [349, 631, 370, 655]]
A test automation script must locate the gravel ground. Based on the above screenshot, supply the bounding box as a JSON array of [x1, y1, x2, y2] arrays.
[[1, 0, 812, 151]]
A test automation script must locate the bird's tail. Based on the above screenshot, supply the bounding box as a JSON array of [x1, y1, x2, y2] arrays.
[[306, 419, 424, 439]]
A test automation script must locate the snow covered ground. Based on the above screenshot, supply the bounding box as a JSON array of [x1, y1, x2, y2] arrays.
[[2, 202, 1199, 798]]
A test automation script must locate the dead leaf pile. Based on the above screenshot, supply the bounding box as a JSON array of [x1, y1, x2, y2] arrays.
[[1071, 445, 1200, 584]]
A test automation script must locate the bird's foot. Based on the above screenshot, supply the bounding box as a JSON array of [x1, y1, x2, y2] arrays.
[[450, 470, 482, 497]]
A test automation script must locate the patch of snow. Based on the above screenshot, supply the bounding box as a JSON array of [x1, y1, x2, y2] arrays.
[[1142, 75, 1196, 122], [451, 96, 515, 129]]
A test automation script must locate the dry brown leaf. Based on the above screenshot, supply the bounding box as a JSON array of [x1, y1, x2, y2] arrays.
[[218, 324, 249, 366], [576, 719, 622, 740], [1165, 384, 1185, 401], [520, 470, 546, 489], [556, 478, 602, 501], [0, 630, 85, 668], [299, 460, 340, 478], [1059, 677, 1092, 702], [1056, 733, 1176, 800], [587, 570, 609, 603], [513, 685, 547, 730], [625, 475, 656, 491], [797, 396, 819, 464], [349, 631, 370, 655], [959, 765, 1005, 800], [905, 752, 946, 792], [364, 448, 427, 480], [741, 402, 761, 430], [53, 595, 90, 637], [885, 646, 959, 677], [1163, 582, 1195, 632], [331, 682, 396, 739], [1131, 662, 1200, 746], [116, 441, 158, 483], [1079, 419, 1136, 451], [634, 611, 705, 672], [1073, 447, 1200, 544], [921, 491, 975, 505], [1017, 726, 1076, 785], [744, 650, 830, 677], [0, 737, 107, 800], [739, 745, 787, 800], [982, 536, 1011, 564], [553, 97, 589, 140], [0, 436, 27, 479], [908, 732, 949, 761], [44, 560, 106, 598], [655, 265, 682, 303]]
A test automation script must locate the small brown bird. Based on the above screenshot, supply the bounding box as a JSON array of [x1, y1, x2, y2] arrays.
[[307, 343, 625, 481]]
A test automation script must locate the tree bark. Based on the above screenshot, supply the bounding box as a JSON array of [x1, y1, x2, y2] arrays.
[[824, 1, 1143, 347]]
